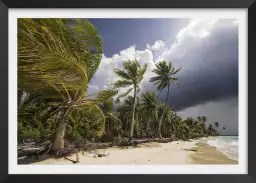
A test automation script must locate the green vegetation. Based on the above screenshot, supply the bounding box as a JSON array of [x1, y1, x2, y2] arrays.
[[18, 19, 225, 158]]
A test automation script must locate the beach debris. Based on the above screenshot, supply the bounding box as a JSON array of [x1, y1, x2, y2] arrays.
[[77, 141, 114, 151], [18, 156, 28, 160], [64, 152, 80, 164], [51, 147, 77, 158], [93, 152, 110, 158], [18, 139, 51, 158], [98, 152, 110, 157], [182, 148, 198, 152]]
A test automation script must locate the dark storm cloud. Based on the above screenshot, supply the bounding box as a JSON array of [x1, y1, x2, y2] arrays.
[[151, 22, 239, 111]]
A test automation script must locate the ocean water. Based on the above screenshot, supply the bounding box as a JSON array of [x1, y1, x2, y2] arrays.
[[206, 136, 238, 161]]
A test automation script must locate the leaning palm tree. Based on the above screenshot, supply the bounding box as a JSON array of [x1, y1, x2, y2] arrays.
[[149, 60, 181, 137], [18, 19, 117, 151], [114, 60, 147, 139]]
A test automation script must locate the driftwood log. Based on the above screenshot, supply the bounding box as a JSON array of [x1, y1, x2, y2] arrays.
[[18, 140, 51, 158]]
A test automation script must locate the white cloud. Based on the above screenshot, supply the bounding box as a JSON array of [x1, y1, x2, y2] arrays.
[[88, 45, 156, 103], [146, 40, 166, 53]]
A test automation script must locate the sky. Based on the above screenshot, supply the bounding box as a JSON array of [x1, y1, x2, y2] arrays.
[[88, 18, 239, 135]]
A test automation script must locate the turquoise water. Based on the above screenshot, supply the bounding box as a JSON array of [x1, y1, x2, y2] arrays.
[[207, 136, 238, 161]]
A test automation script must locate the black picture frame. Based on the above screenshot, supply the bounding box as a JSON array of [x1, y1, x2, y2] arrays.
[[0, 0, 254, 182]]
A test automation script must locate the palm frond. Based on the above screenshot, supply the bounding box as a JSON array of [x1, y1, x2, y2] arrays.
[[18, 19, 103, 100], [150, 60, 180, 92], [114, 80, 134, 88], [115, 88, 133, 103], [113, 69, 132, 80]]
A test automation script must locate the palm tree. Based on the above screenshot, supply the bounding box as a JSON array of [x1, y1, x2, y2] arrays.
[[177, 120, 189, 140], [141, 91, 158, 137], [114, 60, 147, 139], [207, 124, 214, 135], [214, 122, 219, 130], [161, 107, 173, 137], [18, 19, 117, 151], [201, 116, 207, 123], [100, 98, 121, 135], [150, 61, 180, 138], [134, 97, 142, 138], [218, 126, 226, 134]]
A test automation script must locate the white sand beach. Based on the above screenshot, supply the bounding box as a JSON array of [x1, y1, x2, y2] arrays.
[[37, 141, 196, 165], [17, 137, 238, 165], [19, 138, 236, 165], [27, 140, 195, 165]]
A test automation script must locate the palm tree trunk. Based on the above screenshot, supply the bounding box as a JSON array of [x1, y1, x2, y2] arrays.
[[135, 114, 139, 138], [154, 109, 158, 137], [125, 117, 129, 134], [52, 121, 66, 150], [146, 118, 150, 137], [129, 85, 137, 139], [163, 121, 166, 137], [52, 106, 71, 151], [158, 84, 170, 138]]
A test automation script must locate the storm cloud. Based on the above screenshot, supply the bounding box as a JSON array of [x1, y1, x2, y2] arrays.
[[141, 19, 238, 111], [159, 21, 238, 111]]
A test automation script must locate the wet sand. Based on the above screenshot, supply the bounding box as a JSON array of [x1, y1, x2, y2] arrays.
[[189, 143, 238, 164]]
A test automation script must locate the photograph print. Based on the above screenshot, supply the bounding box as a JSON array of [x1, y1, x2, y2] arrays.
[[17, 17, 239, 165]]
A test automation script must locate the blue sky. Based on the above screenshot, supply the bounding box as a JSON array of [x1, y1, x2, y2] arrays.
[[88, 18, 239, 135], [89, 19, 189, 57]]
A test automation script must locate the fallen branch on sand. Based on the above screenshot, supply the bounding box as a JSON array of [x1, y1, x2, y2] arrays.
[[64, 152, 80, 164], [182, 148, 198, 152]]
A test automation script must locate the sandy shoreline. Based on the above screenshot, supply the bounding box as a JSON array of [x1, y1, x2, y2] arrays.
[[19, 138, 238, 165], [190, 143, 237, 164]]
